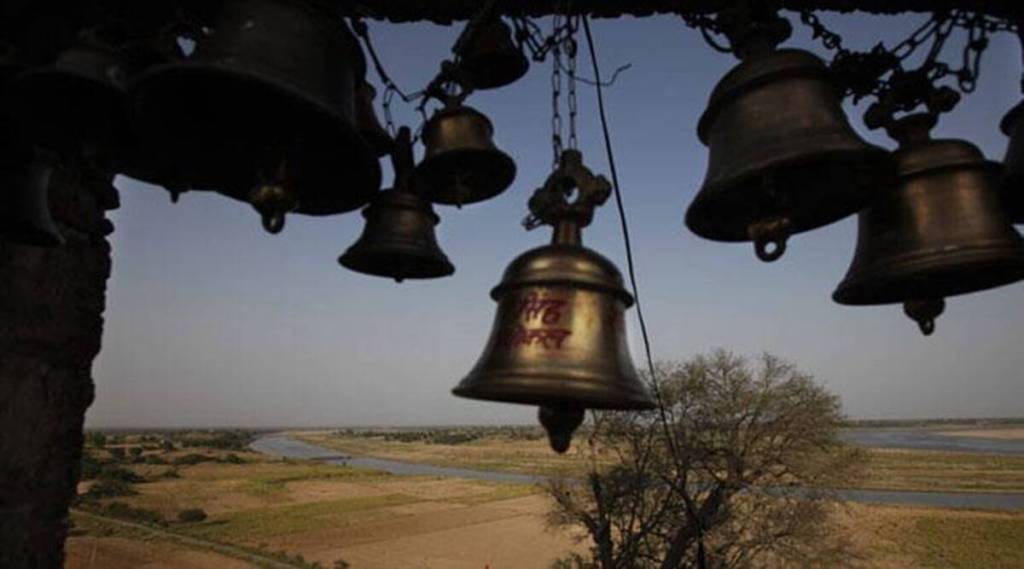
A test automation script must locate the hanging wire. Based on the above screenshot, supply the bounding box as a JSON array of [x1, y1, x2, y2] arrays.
[[350, 18, 426, 137], [581, 15, 708, 569]]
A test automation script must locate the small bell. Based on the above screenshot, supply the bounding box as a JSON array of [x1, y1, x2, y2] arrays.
[[999, 101, 1024, 224], [0, 150, 64, 247], [834, 114, 1024, 335], [685, 16, 889, 262], [339, 127, 455, 282], [355, 82, 394, 157], [454, 17, 529, 90], [453, 150, 655, 453], [131, 0, 381, 212], [414, 103, 516, 207]]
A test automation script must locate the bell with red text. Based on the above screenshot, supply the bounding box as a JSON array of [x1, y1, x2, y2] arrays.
[[453, 150, 655, 454], [999, 101, 1024, 224], [454, 17, 529, 90], [131, 0, 381, 218], [414, 104, 516, 207], [834, 114, 1024, 335], [0, 151, 64, 247], [685, 21, 889, 262]]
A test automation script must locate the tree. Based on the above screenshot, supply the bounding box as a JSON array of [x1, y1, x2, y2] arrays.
[[547, 350, 864, 569]]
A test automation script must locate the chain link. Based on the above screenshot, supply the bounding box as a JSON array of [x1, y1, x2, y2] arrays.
[[567, 31, 578, 151], [551, 15, 563, 170]]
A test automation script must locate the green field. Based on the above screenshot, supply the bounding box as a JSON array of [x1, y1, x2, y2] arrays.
[[67, 427, 1024, 568]]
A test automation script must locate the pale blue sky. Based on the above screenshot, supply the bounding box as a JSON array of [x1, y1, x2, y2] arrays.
[[88, 13, 1024, 427]]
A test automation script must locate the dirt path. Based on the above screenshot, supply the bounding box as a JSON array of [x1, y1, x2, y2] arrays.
[[71, 510, 300, 569]]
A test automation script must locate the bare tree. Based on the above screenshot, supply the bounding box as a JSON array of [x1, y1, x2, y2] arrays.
[[547, 350, 864, 569]]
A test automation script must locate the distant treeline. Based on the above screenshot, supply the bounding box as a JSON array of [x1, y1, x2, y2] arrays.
[[331, 425, 545, 445], [843, 417, 1024, 428]]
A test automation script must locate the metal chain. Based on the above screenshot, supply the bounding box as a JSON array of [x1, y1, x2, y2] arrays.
[[551, 16, 563, 171], [567, 26, 579, 151]]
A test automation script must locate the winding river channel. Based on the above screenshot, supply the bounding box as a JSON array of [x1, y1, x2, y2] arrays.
[[250, 432, 1024, 511]]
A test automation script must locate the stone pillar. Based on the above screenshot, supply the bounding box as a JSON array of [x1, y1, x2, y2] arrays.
[[0, 166, 117, 567]]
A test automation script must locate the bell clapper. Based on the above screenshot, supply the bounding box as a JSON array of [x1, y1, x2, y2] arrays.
[[748, 217, 791, 262], [250, 158, 299, 235], [538, 405, 586, 454], [903, 298, 946, 336]]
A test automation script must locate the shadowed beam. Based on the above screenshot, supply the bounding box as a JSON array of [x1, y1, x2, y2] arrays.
[[341, 0, 1023, 24]]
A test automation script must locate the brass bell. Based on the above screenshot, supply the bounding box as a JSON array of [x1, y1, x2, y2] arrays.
[[686, 39, 889, 262], [355, 82, 394, 157], [453, 150, 655, 453], [0, 150, 64, 247], [7, 26, 130, 157], [340, 127, 455, 282], [131, 0, 381, 218], [999, 101, 1024, 224], [834, 114, 1024, 335], [414, 103, 516, 207], [453, 17, 529, 90]]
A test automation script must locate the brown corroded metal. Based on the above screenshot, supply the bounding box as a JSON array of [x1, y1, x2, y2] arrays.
[[415, 103, 516, 207], [454, 150, 655, 453], [340, 127, 455, 281], [131, 0, 381, 220], [834, 114, 1024, 335], [686, 47, 890, 262]]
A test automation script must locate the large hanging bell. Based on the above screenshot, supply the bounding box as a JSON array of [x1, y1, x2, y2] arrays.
[[999, 101, 1024, 224], [131, 0, 381, 225], [833, 114, 1024, 335], [453, 17, 529, 90], [414, 103, 516, 207], [7, 26, 130, 158], [686, 46, 890, 262], [339, 127, 454, 281], [453, 150, 655, 453], [0, 149, 64, 247]]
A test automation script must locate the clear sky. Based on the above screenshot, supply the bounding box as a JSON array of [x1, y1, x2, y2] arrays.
[[87, 12, 1024, 428]]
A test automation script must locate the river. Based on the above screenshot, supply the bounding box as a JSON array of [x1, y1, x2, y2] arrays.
[[250, 433, 1024, 511]]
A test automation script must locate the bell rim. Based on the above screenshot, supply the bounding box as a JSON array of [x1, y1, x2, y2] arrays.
[[130, 61, 382, 213], [459, 52, 530, 90], [452, 372, 657, 411], [697, 48, 832, 144], [338, 248, 455, 280], [833, 241, 1024, 305], [685, 146, 890, 242], [414, 149, 517, 206]]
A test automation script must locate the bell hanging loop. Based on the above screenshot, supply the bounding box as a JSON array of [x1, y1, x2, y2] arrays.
[[833, 113, 1024, 335], [249, 160, 298, 235], [903, 299, 945, 337], [454, 150, 654, 454]]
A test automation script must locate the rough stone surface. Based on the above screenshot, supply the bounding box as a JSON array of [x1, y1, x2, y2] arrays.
[[0, 166, 116, 567]]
